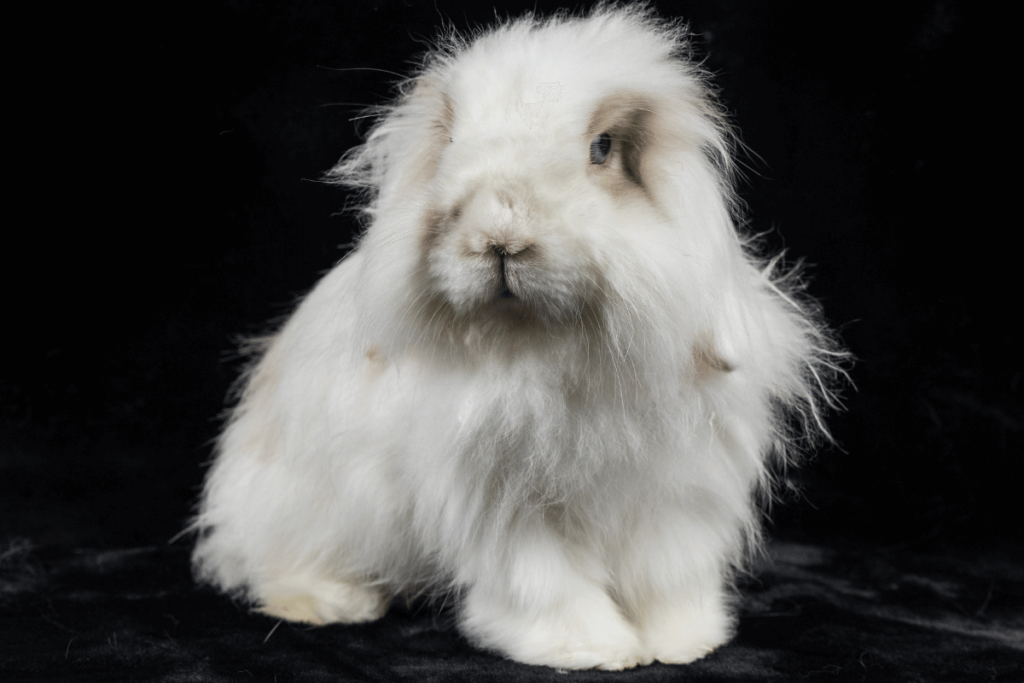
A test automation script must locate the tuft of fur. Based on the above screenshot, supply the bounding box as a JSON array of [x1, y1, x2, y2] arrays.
[[191, 4, 846, 670]]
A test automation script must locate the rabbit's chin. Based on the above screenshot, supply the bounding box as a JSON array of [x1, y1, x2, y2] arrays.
[[416, 290, 601, 354], [450, 296, 571, 332]]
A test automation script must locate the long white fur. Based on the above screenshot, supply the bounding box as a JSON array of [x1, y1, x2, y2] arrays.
[[192, 4, 845, 670]]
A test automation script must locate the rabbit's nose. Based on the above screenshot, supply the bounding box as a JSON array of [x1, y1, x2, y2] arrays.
[[488, 240, 528, 257]]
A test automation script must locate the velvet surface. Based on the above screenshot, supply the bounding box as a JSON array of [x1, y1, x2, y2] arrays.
[[4, 539, 1021, 681]]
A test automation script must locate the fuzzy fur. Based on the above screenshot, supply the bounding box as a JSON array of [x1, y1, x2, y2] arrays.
[[192, 4, 845, 670]]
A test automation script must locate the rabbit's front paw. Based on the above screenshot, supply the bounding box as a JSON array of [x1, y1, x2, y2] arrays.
[[256, 574, 389, 625], [462, 581, 650, 670], [640, 590, 733, 664]]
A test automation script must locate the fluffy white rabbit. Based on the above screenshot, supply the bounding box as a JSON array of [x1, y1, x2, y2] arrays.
[[192, 4, 845, 670]]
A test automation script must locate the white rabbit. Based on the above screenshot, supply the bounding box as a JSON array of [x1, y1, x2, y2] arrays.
[[192, 4, 845, 670]]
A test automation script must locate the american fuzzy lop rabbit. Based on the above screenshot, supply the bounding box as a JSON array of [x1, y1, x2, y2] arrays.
[[193, 4, 845, 670]]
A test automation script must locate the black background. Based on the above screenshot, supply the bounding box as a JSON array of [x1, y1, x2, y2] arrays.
[[4, 0, 1018, 596]]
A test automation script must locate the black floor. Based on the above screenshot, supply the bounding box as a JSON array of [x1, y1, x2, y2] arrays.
[[4, 535, 1021, 682]]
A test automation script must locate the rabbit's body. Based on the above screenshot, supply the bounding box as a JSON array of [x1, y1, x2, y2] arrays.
[[193, 6, 843, 670]]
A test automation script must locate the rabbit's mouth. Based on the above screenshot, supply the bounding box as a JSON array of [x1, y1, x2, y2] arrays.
[[493, 246, 527, 301], [428, 255, 588, 333], [423, 213, 598, 332], [482, 248, 566, 318]]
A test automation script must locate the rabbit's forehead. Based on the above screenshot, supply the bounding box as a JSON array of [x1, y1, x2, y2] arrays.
[[443, 42, 682, 139], [446, 67, 635, 140], [448, 62, 571, 123]]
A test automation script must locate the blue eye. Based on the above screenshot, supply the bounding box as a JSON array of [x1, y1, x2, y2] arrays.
[[590, 133, 612, 164]]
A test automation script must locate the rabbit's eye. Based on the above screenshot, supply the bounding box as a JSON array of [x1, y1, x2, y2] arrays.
[[590, 133, 612, 164]]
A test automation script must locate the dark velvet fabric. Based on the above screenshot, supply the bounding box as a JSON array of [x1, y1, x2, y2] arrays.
[[3, 0, 1020, 681], [4, 539, 1022, 681]]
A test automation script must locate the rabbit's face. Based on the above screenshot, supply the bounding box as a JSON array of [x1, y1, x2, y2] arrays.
[[348, 20, 740, 349], [419, 86, 666, 332]]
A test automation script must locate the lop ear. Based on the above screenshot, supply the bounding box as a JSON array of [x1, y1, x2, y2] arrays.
[[397, 73, 455, 187], [327, 70, 454, 208], [629, 79, 750, 379]]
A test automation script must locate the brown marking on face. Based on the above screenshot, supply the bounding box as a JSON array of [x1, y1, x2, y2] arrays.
[[586, 93, 656, 199], [421, 206, 449, 254]]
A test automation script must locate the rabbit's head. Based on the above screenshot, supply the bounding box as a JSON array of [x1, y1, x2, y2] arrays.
[[333, 8, 748, 361]]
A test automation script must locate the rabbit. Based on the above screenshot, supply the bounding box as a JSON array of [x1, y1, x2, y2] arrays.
[[191, 3, 846, 671]]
